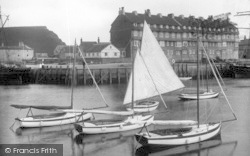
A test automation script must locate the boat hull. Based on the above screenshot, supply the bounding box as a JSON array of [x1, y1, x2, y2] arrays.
[[179, 77, 192, 81], [135, 123, 221, 146], [179, 91, 219, 100], [75, 115, 154, 134], [16, 112, 92, 128], [126, 101, 159, 113]]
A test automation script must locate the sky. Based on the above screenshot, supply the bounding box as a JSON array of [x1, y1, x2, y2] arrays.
[[1, 0, 250, 45]]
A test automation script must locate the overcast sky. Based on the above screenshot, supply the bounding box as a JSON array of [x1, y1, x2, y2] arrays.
[[1, 0, 250, 45]]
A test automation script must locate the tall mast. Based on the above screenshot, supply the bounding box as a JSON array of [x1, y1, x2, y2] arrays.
[[205, 47, 209, 92], [70, 41, 76, 109], [131, 40, 135, 114], [197, 35, 200, 127]]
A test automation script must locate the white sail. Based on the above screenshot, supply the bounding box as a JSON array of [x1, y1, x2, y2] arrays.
[[123, 21, 184, 105]]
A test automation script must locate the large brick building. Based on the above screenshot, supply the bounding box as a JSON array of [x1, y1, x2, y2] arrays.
[[110, 7, 239, 62]]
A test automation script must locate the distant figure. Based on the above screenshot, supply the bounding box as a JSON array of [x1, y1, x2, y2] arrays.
[[82, 61, 86, 69]]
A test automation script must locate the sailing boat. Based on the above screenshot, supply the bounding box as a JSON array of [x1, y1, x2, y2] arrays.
[[135, 34, 237, 146], [10, 44, 92, 128], [179, 48, 219, 100], [73, 21, 190, 134]]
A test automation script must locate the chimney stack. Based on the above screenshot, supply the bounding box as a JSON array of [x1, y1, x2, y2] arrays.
[[168, 13, 174, 18], [119, 7, 125, 15], [80, 38, 83, 45], [157, 13, 162, 18], [179, 15, 184, 19], [132, 11, 138, 16], [97, 37, 100, 43], [145, 9, 151, 17]]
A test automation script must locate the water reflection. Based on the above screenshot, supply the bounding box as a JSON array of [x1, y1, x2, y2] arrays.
[[1, 79, 250, 155], [135, 134, 237, 156]]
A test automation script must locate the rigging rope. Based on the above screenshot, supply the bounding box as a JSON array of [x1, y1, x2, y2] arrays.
[[200, 40, 237, 121], [78, 46, 109, 107]]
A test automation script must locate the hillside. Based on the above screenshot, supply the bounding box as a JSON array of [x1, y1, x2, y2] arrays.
[[0, 26, 65, 57]]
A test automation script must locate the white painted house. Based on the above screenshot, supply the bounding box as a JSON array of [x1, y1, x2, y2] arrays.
[[0, 42, 34, 63], [85, 43, 120, 58]]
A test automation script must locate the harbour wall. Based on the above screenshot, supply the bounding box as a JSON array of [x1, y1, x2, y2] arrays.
[[28, 63, 234, 85]]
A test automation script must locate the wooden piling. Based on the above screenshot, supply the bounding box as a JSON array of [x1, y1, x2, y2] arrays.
[[100, 69, 103, 84], [117, 69, 120, 84], [109, 69, 112, 84]]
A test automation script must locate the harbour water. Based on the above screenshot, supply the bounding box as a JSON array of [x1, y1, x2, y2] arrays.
[[0, 78, 250, 156]]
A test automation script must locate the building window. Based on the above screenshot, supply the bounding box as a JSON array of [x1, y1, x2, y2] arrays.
[[177, 26, 180, 30], [172, 26, 175, 29], [176, 51, 180, 55], [183, 41, 188, 47], [160, 25, 163, 28], [165, 32, 170, 38], [133, 23, 137, 27], [166, 41, 169, 46], [176, 33, 181, 38], [159, 41, 165, 47], [159, 32, 164, 38], [183, 26, 186, 29], [133, 30, 138, 37], [176, 42, 182, 47], [182, 50, 187, 55], [222, 42, 227, 47], [139, 31, 143, 37], [183, 33, 187, 38], [105, 52, 108, 56], [171, 33, 176, 38], [114, 52, 117, 56], [134, 40, 139, 47], [140, 23, 144, 27], [153, 32, 158, 38], [166, 25, 169, 29]]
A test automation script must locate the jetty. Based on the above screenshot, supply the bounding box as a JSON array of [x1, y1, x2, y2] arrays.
[[27, 62, 233, 85]]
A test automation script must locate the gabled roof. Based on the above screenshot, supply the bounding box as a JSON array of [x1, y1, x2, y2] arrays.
[[120, 10, 237, 31], [125, 13, 179, 26], [79, 41, 97, 51], [86, 43, 110, 53]]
